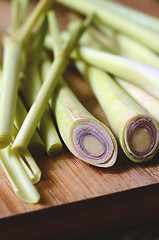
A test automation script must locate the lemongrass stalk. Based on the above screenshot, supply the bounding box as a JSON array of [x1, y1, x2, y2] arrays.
[[72, 46, 159, 100], [47, 11, 62, 57], [0, 38, 21, 148], [44, 26, 114, 54], [21, 66, 62, 156], [44, 17, 116, 166], [86, 0, 159, 32], [93, 21, 159, 67], [116, 34, 159, 68], [19, 152, 41, 184], [10, 0, 30, 33], [68, 19, 159, 67], [67, 18, 117, 53], [19, 12, 62, 156], [57, 0, 159, 54], [0, 146, 40, 203], [14, 12, 62, 156], [12, 126, 41, 184], [0, 69, 45, 153], [12, 14, 94, 152], [0, 71, 42, 183], [75, 19, 159, 67], [14, 0, 55, 44], [50, 79, 117, 167], [0, 0, 55, 148], [93, 22, 159, 68], [15, 96, 45, 154], [19, 150, 41, 184], [66, 19, 159, 71], [75, 61, 159, 162], [117, 78, 159, 125]]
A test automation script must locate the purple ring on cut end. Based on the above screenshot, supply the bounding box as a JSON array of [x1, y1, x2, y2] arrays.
[[126, 117, 158, 160], [72, 121, 114, 164]]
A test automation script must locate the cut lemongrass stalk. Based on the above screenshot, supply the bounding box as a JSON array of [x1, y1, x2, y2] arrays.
[[117, 78, 159, 125], [0, 0, 54, 148], [75, 61, 159, 162], [47, 10, 62, 57], [21, 64, 62, 156], [113, 33, 159, 68], [14, 0, 55, 44], [19, 151, 41, 184], [86, 0, 159, 32], [0, 146, 40, 203], [71, 20, 159, 67], [65, 19, 115, 53], [0, 0, 53, 148], [72, 46, 159, 100], [50, 79, 117, 167], [10, 0, 30, 33], [57, 0, 159, 54], [15, 96, 45, 154], [93, 22, 159, 67], [0, 38, 21, 148], [0, 66, 42, 184], [11, 14, 94, 152], [12, 126, 41, 184], [38, 109, 62, 156], [0, 69, 45, 154], [18, 12, 62, 156]]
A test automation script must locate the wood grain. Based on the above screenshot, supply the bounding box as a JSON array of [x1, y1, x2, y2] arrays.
[[1, 0, 159, 239]]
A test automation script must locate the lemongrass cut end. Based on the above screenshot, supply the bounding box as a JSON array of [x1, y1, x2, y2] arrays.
[[0, 134, 12, 149], [11, 143, 28, 154], [16, 189, 40, 204], [124, 116, 159, 162], [47, 143, 63, 157], [71, 118, 117, 167]]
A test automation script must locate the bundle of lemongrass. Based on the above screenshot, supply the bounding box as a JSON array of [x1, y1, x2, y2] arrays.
[[0, 0, 159, 204]]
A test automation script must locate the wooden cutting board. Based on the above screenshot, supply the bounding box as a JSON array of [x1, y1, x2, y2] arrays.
[[1, 1, 159, 239]]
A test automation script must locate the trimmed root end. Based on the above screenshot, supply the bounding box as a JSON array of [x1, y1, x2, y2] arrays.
[[72, 119, 117, 167], [125, 116, 159, 161]]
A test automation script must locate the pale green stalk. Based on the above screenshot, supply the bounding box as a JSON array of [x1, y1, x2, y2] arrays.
[[45, 30, 112, 53], [86, 0, 159, 32], [115, 34, 159, 68], [0, 0, 55, 148], [0, 68, 45, 153], [62, 19, 115, 53], [57, 0, 159, 54], [47, 10, 62, 57], [44, 15, 117, 167], [50, 79, 117, 167], [75, 61, 159, 162], [0, 145, 40, 203], [13, 126, 41, 184], [72, 46, 159, 100], [117, 78, 159, 125], [19, 151, 41, 184], [12, 14, 94, 152], [68, 19, 159, 67], [10, 0, 30, 33], [21, 65, 62, 156], [15, 95, 45, 154], [0, 39, 21, 148], [14, 0, 55, 44], [18, 14, 62, 156], [0, 71, 43, 183], [92, 21, 159, 67]]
